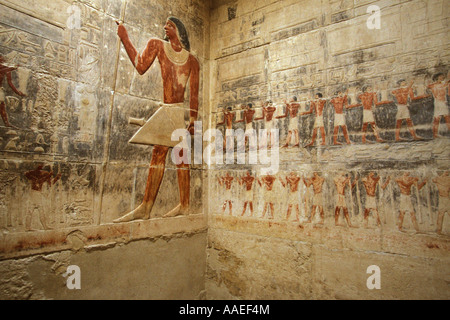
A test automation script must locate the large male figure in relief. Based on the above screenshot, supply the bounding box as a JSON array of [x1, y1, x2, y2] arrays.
[[114, 17, 200, 222]]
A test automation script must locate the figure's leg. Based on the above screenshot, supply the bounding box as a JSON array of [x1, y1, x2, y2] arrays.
[[249, 201, 254, 217], [406, 119, 422, 140], [343, 208, 353, 227], [342, 126, 352, 144], [363, 208, 370, 228], [268, 132, 274, 149], [261, 203, 267, 218], [306, 129, 317, 147], [269, 203, 274, 219], [372, 123, 384, 142], [362, 123, 368, 144], [259, 132, 268, 149], [39, 209, 51, 230], [395, 119, 405, 141], [320, 127, 326, 145], [283, 131, 292, 148], [398, 210, 405, 230], [25, 209, 33, 231], [333, 127, 341, 145], [374, 209, 382, 226], [114, 145, 169, 223], [334, 206, 340, 225], [307, 205, 316, 223], [409, 211, 420, 232], [295, 204, 300, 221], [293, 130, 300, 147], [0, 101, 16, 128], [432, 117, 441, 138], [318, 206, 324, 224], [286, 204, 292, 220], [445, 115, 450, 132], [165, 155, 191, 217], [436, 211, 445, 234], [241, 202, 248, 216]]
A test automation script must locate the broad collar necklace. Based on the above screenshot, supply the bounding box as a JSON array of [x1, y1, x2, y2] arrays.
[[163, 41, 189, 65]]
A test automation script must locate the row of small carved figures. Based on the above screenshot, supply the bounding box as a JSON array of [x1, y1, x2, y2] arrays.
[[216, 76, 450, 146], [216, 171, 449, 234]]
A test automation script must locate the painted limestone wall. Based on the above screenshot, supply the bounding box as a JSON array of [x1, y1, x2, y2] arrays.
[[206, 0, 450, 299], [0, 0, 209, 299]]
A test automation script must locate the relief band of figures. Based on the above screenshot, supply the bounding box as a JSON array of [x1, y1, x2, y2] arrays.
[[216, 170, 449, 235], [216, 73, 449, 148]]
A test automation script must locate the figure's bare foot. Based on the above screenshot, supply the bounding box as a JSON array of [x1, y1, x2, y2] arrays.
[[334, 141, 342, 145], [113, 202, 151, 223], [164, 204, 189, 218]]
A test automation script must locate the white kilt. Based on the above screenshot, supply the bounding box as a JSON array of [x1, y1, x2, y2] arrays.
[[336, 194, 346, 207], [314, 115, 324, 128], [0, 88, 5, 102], [365, 195, 377, 210], [288, 117, 298, 131], [434, 100, 449, 117], [396, 104, 411, 120], [312, 193, 323, 206], [223, 187, 232, 201], [399, 194, 414, 213], [265, 120, 273, 131], [263, 187, 276, 204], [287, 190, 299, 206], [129, 103, 187, 148], [438, 196, 449, 213], [363, 109, 375, 123], [334, 113, 346, 127], [243, 189, 253, 202]]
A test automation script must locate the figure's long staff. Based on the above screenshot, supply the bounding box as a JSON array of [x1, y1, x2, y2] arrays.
[[414, 180, 423, 225], [97, 1, 127, 225], [355, 171, 363, 225]]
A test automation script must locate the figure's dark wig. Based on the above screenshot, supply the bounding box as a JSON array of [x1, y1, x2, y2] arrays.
[[165, 16, 191, 52]]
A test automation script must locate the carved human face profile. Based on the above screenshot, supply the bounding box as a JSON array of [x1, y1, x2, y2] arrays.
[[164, 20, 178, 42]]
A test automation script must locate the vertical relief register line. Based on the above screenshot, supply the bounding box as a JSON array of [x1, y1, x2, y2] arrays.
[[97, 0, 127, 225]]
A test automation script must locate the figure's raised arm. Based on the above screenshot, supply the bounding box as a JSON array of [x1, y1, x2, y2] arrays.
[[254, 108, 265, 121], [417, 178, 427, 191], [117, 22, 159, 75], [381, 176, 391, 190], [6, 71, 25, 96]]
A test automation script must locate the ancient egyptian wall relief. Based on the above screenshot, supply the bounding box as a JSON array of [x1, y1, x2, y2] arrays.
[[211, 165, 449, 235], [209, 0, 450, 242], [211, 72, 450, 236], [0, 0, 209, 258]]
